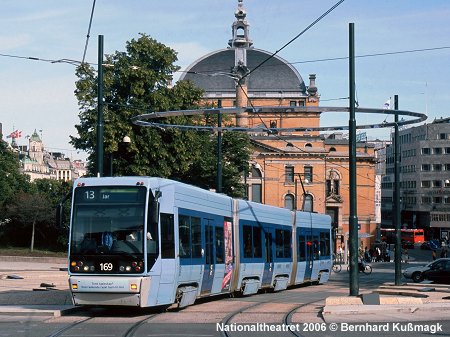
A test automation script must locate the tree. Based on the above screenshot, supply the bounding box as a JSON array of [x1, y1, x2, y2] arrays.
[[71, 33, 250, 196], [6, 192, 53, 252], [0, 139, 31, 208]]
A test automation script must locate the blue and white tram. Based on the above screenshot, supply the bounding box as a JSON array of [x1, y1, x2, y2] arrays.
[[67, 176, 332, 308]]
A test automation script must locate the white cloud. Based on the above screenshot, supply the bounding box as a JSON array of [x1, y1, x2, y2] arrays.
[[0, 34, 31, 51]]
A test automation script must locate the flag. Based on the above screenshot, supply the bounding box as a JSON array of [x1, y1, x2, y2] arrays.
[[6, 130, 22, 138], [383, 99, 391, 110]]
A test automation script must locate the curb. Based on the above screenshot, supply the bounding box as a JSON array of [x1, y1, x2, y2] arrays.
[[0, 305, 81, 317], [323, 302, 450, 316], [0, 256, 67, 264]]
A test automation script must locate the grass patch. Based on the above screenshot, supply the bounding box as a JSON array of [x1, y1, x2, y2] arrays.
[[0, 247, 67, 257]]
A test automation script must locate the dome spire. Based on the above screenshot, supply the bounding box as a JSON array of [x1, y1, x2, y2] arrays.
[[228, 0, 253, 48]]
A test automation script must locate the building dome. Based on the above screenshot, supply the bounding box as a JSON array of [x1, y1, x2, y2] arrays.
[[178, 0, 306, 97], [180, 48, 306, 94]]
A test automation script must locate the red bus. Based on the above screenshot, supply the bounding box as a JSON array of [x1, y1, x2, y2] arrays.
[[380, 228, 425, 245], [401, 229, 425, 244]]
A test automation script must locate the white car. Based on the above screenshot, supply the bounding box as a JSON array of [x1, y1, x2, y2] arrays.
[[403, 258, 450, 283]]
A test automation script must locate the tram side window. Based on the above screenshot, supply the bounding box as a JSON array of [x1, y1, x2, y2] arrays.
[[191, 217, 202, 258], [284, 230, 291, 258], [253, 226, 262, 258], [243, 225, 253, 258], [243, 225, 262, 259], [298, 235, 306, 261], [276, 229, 292, 259], [179, 215, 191, 258], [160, 213, 174, 258], [276, 229, 283, 258], [320, 232, 330, 259], [215, 227, 224, 264], [313, 236, 320, 260]]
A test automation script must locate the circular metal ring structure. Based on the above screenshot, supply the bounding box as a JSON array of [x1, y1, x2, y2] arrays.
[[131, 106, 427, 132]]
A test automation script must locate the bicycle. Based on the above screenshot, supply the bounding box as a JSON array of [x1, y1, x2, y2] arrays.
[[346, 261, 372, 275], [332, 263, 342, 273], [332, 253, 342, 273]]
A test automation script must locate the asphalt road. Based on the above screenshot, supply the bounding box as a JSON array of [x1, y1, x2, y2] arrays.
[[0, 245, 447, 337]]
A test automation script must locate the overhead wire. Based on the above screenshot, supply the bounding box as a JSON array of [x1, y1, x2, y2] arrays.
[[82, 0, 97, 64], [242, 0, 345, 81]]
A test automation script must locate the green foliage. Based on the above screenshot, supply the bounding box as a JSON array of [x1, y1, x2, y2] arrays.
[[0, 139, 31, 207], [71, 33, 250, 196]]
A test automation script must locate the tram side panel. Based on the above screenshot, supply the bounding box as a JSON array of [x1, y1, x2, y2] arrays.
[[310, 213, 332, 283], [166, 182, 234, 307], [293, 211, 332, 285], [236, 200, 293, 294]]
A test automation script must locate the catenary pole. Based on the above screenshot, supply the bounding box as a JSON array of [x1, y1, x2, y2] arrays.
[[348, 23, 359, 296], [394, 95, 402, 285], [96, 35, 104, 177], [216, 100, 223, 193]]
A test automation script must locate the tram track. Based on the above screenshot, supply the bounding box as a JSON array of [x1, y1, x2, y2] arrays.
[[283, 299, 326, 337], [218, 284, 331, 337], [46, 309, 162, 337]]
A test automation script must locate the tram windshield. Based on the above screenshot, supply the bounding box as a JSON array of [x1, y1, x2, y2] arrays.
[[70, 186, 147, 257]]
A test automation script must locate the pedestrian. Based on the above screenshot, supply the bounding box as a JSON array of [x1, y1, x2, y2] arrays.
[[432, 250, 437, 260]]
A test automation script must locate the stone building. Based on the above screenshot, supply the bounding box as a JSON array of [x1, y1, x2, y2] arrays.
[[180, 0, 377, 251], [382, 117, 450, 240], [18, 130, 86, 181]]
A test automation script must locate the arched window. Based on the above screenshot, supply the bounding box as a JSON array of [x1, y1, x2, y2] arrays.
[[303, 194, 314, 212], [249, 165, 263, 203], [251, 167, 262, 178], [284, 194, 295, 210], [305, 143, 312, 147], [329, 147, 336, 152]]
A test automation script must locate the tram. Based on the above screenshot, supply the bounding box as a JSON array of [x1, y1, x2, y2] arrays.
[[66, 177, 332, 308]]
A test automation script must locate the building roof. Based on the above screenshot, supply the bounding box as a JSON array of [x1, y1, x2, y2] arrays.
[[180, 48, 306, 94], [179, 0, 306, 96]]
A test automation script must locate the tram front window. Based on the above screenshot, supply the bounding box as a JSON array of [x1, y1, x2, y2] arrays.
[[69, 186, 153, 273]]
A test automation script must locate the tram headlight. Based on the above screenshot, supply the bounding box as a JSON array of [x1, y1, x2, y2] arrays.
[[125, 266, 132, 272], [83, 266, 89, 272]]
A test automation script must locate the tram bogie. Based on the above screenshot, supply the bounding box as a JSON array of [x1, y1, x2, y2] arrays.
[[67, 177, 332, 308]]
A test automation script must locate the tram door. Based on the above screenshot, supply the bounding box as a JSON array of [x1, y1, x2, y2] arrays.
[[304, 229, 314, 281], [201, 220, 215, 294], [261, 230, 274, 287]]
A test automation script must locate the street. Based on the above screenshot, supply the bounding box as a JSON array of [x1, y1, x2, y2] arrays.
[[1, 247, 450, 337]]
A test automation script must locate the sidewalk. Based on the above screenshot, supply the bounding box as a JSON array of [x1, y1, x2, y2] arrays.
[[323, 282, 450, 322], [0, 256, 77, 317]]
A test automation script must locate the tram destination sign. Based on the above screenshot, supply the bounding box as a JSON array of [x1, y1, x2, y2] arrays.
[[74, 186, 146, 203]]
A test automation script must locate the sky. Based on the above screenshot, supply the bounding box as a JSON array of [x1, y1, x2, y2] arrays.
[[1, 0, 449, 161]]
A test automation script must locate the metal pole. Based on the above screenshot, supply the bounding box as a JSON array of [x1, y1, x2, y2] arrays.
[[394, 94, 402, 285], [216, 101, 222, 193], [96, 35, 104, 177], [348, 23, 359, 296]]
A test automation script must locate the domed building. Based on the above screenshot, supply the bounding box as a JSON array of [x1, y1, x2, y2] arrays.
[[179, 0, 377, 254], [180, 0, 320, 130]]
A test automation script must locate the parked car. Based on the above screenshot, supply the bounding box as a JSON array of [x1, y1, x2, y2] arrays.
[[402, 258, 450, 283], [422, 258, 450, 284], [420, 241, 439, 250]]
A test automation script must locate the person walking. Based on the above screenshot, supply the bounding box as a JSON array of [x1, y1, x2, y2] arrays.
[[432, 250, 437, 260]]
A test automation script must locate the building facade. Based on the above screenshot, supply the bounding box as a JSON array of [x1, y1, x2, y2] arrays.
[[381, 117, 450, 240], [17, 130, 86, 181], [180, 0, 377, 251]]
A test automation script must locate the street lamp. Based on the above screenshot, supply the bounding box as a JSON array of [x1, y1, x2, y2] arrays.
[[109, 135, 131, 176], [294, 173, 311, 212]]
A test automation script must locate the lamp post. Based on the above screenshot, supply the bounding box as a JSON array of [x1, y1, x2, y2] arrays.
[[294, 173, 310, 212]]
